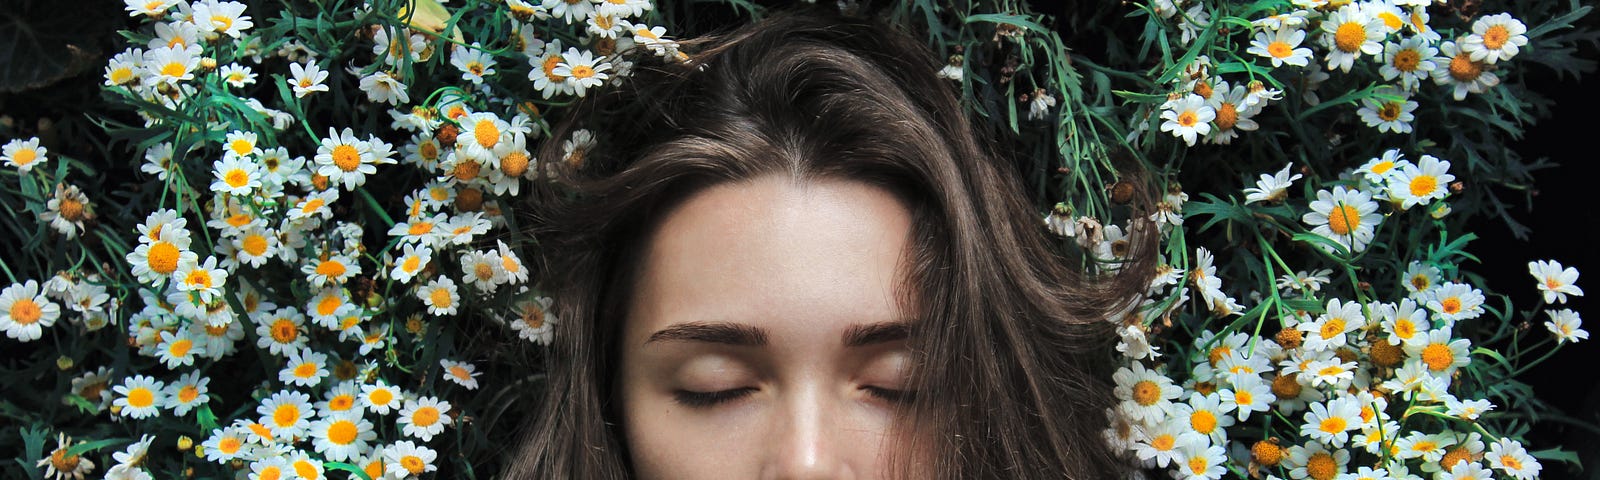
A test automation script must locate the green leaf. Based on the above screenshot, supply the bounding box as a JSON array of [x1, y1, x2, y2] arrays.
[[65, 437, 128, 457], [325, 461, 373, 480]]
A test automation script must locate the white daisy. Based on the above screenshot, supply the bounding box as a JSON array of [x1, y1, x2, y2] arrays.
[[450, 43, 497, 84], [1247, 27, 1313, 67], [459, 249, 506, 292], [288, 61, 330, 98], [303, 253, 360, 289], [218, 63, 255, 88], [439, 359, 481, 390], [397, 396, 453, 441], [154, 329, 205, 368], [143, 45, 202, 85], [200, 427, 248, 463], [1404, 328, 1472, 377], [1112, 362, 1181, 424], [1321, 5, 1384, 72], [2, 137, 49, 172], [1461, 13, 1528, 64], [389, 243, 433, 284], [509, 296, 558, 345], [361, 381, 404, 415], [1159, 94, 1214, 146], [306, 287, 357, 329], [1302, 186, 1382, 254], [1357, 87, 1418, 134], [359, 70, 410, 106], [1219, 373, 1274, 421], [417, 277, 460, 316], [1528, 259, 1583, 304], [162, 370, 210, 415], [174, 255, 228, 304], [1380, 37, 1439, 91], [1544, 309, 1587, 344], [384, 441, 438, 478], [191, 0, 253, 38], [257, 390, 313, 438], [315, 127, 383, 190], [1433, 41, 1500, 101], [1486, 437, 1541, 479], [1, 280, 62, 341], [112, 375, 166, 419], [552, 47, 612, 97], [310, 412, 377, 462], [1426, 282, 1484, 322], [280, 347, 330, 387]]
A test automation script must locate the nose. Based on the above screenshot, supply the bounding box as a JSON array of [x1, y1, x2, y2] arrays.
[[763, 386, 854, 480]]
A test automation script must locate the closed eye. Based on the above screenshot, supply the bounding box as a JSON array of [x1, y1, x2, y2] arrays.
[[863, 386, 914, 404], [672, 387, 757, 408]]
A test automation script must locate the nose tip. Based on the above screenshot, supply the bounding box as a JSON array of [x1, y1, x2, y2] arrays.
[[764, 394, 853, 480]]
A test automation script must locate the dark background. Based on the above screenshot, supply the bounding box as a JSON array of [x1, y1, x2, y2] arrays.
[[2, 0, 1596, 475]]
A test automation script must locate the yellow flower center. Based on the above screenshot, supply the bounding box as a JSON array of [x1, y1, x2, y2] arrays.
[[370, 388, 394, 406], [1176, 111, 1198, 128], [413, 406, 441, 427], [449, 365, 472, 381], [1234, 390, 1253, 406], [12, 149, 37, 165], [500, 151, 530, 177], [317, 296, 343, 316], [1378, 102, 1403, 122], [329, 395, 355, 411], [178, 384, 199, 403], [1378, 12, 1403, 30], [315, 260, 347, 279], [127, 387, 155, 408], [59, 198, 86, 221], [1320, 318, 1346, 340], [185, 269, 213, 289], [331, 145, 361, 172], [474, 262, 495, 280], [474, 120, 500, 148], [1449, 53, 1483, 81], [1502, 454, 1523, 470], [429, 288, 453, 308], [272, 404, 300, 428], [294, 362, 319, 378], [1421, 343, 1453, 371], [1409, 175, 1437, 198], [270, 318, 298, 343], [1319, 416, 1347, 434], [407, 222, 434, 236], [1150, 433, 1175, 451], [293, 459, 319, 479], [1192, 81, 1213, 99], [1334, 22, 1366, 53], [222, 167, 252, 188], [219, 438, 243, 454], [148, 241, 182, 275], [1214, 103, 1238, 130], [542, 56, 566, 81], [1483, 25, 1510, 50], [402, 455, 427, 474], [168, 338, 193, 357], [364, 460, 385, 479], [110, 67, 135, 84], [258, 466, 282, 480], [327, 420, 358, 445], [1306, 452, 1337, 480], [1268, 41, 1293, 59], [50, 448, 81, 473], [1394, 318, 1416, 339], [1327, 204, 1361, 236], [1440, 297, 1462, 314], [211, 15, 234, 32], [301, 198, 326, 214], [1392, 49, 1420, 72], [501, 256, 521, 274], [1132, 380, 1161, 406], [229, 139, 253, 156], [1190, 410, 1217, 433], [452, 160, 481, 181], [401, 255, 423, 273], [9, 298, 41, 325], [1409, 275, 1430, 291], [161, 61, 187, 78], [242, 234, 269, 256]]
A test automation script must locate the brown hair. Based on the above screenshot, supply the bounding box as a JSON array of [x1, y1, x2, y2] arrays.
[[504, 7, 1154, 479]]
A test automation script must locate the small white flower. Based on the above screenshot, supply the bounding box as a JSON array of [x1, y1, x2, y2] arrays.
[[1247, 27, 1313, 67], [439, 359, 481, 390], [1528, 260, 1583, 304], [384, 441, 438, 478], [288, 61, 331, 98], [552, 47, 612, 97], [1486, 437, 1541, 479], [2, 137, 49, 172], [397, 396, 453, 441], [1357, 87, 1418, 134], [1544, 309, 1588, 344], [1461, 13, 1528, 64], [0, 280, 62, 342], [1159, 94, 1214, 146], [418, 277, 460, 316], [1243, 163, 1301, 204], [1303, 186, 1382, 254]]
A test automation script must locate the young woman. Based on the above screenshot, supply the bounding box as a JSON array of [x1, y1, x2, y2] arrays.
[[504, 8, 1153, 479]]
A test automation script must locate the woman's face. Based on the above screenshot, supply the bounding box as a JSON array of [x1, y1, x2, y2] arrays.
[[618, 174, 917, 479]]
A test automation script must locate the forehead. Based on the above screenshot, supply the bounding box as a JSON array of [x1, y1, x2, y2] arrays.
[[626, 175, 915, 345]]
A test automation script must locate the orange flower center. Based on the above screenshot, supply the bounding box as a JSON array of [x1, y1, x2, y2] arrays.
[[1327, 204, 1361, 236], [332, 145, 361, 172], [1334, 22, 1366, 52]]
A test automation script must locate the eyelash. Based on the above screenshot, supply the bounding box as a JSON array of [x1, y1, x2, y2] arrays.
[[671, 387, 914, 408]]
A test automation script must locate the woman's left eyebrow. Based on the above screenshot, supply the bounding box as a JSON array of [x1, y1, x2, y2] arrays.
[[841, 322, 909, 347]]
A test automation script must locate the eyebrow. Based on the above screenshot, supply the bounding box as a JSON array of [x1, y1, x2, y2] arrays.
[[644, 321, 909, 347]]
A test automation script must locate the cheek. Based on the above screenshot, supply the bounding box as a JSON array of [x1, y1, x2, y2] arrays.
[[621, 387, 764, 479]]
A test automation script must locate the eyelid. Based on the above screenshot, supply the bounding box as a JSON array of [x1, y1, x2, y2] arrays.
[[862, 385, 916, 404], [672, 387, 758, 408]]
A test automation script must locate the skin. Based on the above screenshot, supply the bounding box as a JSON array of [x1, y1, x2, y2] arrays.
[[618, 174, 917, 480]]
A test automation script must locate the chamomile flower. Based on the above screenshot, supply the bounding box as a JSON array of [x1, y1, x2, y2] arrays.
[[1131, 419, 1194, 468], [139, 143, 177, 180], [259, 390, 314, 438], [191, 0, 252, 38], [306, 288, 357, 329], [38, 183, 93, 239], [450, 43, 497, 84], [2, 137, 48, 172], [439, 359, 481, 390], [528, 39, 576, 99], [361, 381, 404, 415], [1219, 373, 1274, 421], [218, 63, 255, 88], [1301, 397, 1361, 447], [1303, 186, 1381, 254], [1434, 41, 1500, 101], [280, 347, 330, 387], [384, 441, 438, 478], [125, 0, 177, 16], [1321, 6, 1384, 72], [288, 61, 330, 98], [359, 71, 410, 106], [1113, 362, 1181, 424], [1388, 154, 1454, 209], [1172, 435, 1227, 480], [143, 45, 201, 85], [1247, 27, 1313, 67], [1402, 261, 1440, 297], [459, 249, 506, 292], [105, 435, 154, 480], [255, 307, 308, 356], [201, 427, 248, 463], [303, 253, 360, 288], [112, 375, 166, 419], [1462, 13, 1528, 64], [315, 128, 386, 190], [68, 367, 115, 413], [1243, 163, 1301, 204], [1427, 282, 1484, 322], [553, 47, 612, 97], [104, 50, 142, 87], [623, 21, 679, 57], [1380, 298, 1429, 346], [1, 280, 62, 341], [1528, 260, 1583, 304], [1544, 309, 1587, 344], [1159, 94, 1214, 146], [1357, 87, 1418, 134], [397, 396, 453, 441], [310, 412, 377, 462], [1204, 83, 1258, 144], [1381, 37, 1439, 91], [284, 452, 324, 480], [418, 278, 460, 316], [1286, 441, 1349, 480], [248, 456, 292, 480], [1486, 437, 1541, 479], [316, 381, 364, 417], [154, 329, 205, 368], [36, 432, 96, 480], [287, 189, 339, 223], [510, 296, 558, 345], [1445, 397, 1495, 421], [232, 226, 278, 268], [171, 255, 227, 304], [497, 241, 529, 284], [1405, 328, 1472, 377], [163, 370, 210, 415], [389, 244, 433, 284], [456, 112, 511, 161]]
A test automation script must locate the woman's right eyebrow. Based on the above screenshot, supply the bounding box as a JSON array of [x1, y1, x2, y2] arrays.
[[646, 322, 769, 346]]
